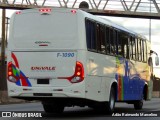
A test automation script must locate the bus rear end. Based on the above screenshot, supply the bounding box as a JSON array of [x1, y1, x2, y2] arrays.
[[7, 8, 86, 111]]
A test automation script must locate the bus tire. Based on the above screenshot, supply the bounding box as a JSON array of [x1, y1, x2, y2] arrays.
[[42, 102, 64, 114], [106, 87, 116, 113], [134, 100, 143, 110]]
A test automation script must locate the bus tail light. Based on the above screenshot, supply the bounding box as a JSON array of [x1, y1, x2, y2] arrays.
[[58, 61, 84, 83], [71, 61, 84, 83], [7, 62, 18, 83]]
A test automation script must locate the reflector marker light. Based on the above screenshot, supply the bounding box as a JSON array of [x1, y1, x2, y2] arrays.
[[71, 10, 77, 14], [16, 11, 21, 15], [39, 8, 52, 13], [39, 44, 48, 46]]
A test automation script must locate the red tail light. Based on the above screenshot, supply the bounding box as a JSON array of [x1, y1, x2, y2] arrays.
[[8, 62, 12, 76], [74, 61, 84, 81], [58, 61, 84, 83], [7, 62, 18, 83]]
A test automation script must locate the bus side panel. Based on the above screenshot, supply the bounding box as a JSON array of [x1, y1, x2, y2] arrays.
[[85, 51, 116, 102], [77, 12, 117, 102]]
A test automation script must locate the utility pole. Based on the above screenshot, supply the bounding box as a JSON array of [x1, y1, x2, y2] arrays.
[[0, 4, 8, 103], [5, 17, 9, 46]]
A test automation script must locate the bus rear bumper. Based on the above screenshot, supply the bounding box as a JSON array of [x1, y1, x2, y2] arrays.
[[7, 82, 85, 100]]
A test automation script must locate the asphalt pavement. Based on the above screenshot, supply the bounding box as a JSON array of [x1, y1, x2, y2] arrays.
[[0, 98, 159, 120]]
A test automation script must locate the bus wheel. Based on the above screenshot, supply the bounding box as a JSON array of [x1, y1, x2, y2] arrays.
[[134, 100, 143, 110], [106, 87, 116, 113], [42, 102, 64, 113]]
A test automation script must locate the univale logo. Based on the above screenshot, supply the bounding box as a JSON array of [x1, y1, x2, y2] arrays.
[[31, 66, 56, 71]]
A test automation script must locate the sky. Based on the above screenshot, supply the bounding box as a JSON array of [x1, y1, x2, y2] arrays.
[[1, 9, 160, 53]]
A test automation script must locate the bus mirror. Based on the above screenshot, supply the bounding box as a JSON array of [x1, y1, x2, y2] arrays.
[[150, 50, 158, 56], [155, 56, 159, 66], [150, 50, 154, 54]]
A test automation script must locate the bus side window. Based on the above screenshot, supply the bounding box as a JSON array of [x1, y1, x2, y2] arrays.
[[126, 35, 130, 59], [116, 31, 121, 55], [96, 24, 101, 52], [106, 26, 110, 54], [129, 36, 133, 59], [100, 25, 105, 54], [96, 23, 105, 54], [118, 32, 123, 56], [130, 36, 136, 60], [121, 32, 129, 59], [86, 19, 91, 49], [110, 28, 116, 55], [141, 39, 144, 62], [135, 38, 139, 61], [85, 19, 96, 51], [137, 38, 142, 61], [143, 41, 147, 62]]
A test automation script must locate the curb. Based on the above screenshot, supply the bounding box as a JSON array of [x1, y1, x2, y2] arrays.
[[0, 98, 38, 105]]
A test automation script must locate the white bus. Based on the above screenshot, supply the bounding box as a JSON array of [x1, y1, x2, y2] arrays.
[[7, 8, 158, 113]]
